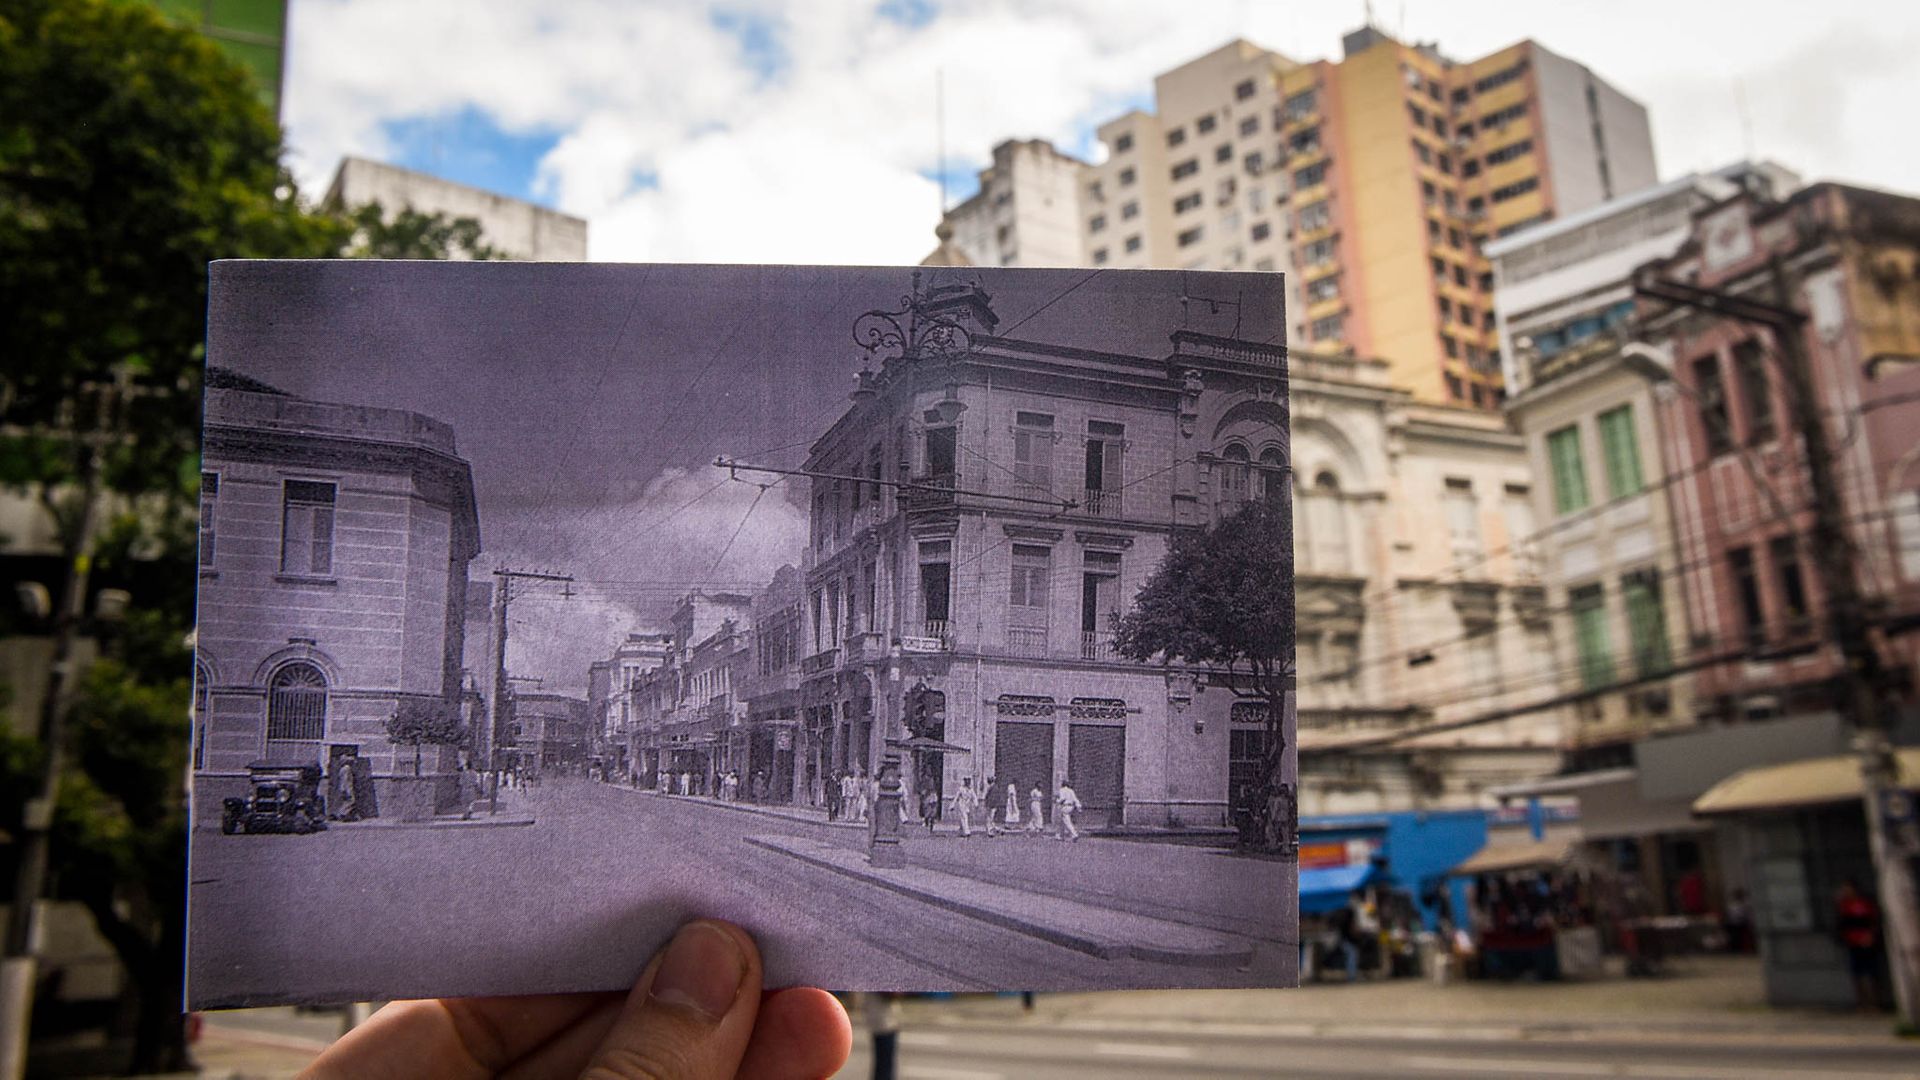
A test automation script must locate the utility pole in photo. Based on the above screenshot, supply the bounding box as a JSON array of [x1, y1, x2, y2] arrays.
[[1, 369, 141, 1080], [1636, 261, 1920, 1028], [487, 569, 573, 813]]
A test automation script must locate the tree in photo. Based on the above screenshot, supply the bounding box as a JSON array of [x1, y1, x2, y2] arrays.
[[385, 698, 467, 777], [1114, 497, 1297, 854]]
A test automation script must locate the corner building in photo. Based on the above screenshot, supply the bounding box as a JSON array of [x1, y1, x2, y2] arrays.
[[796, 275, 1293, 830]]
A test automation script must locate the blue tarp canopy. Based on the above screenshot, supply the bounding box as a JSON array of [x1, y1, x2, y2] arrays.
[[1299, 862, 1376, 915]]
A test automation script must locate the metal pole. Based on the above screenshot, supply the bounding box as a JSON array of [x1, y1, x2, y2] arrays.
[[1, 376, 117, 1080]]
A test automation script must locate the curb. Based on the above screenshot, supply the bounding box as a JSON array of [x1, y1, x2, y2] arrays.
[[621, 786, 867, 831]]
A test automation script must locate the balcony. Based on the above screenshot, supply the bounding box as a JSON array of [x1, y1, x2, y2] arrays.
[[1082, 488, 1123, 517], [800, 648, 840, 676], [1082, 630, 1119, 661], [902, 621, 952, 654], [1006, 627, 1049, 657], [843, 630, 886, 663], [900, 473, 956, 510]]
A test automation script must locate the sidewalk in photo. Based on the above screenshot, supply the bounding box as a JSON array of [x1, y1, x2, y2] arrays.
[[616, 785, 867, 831], [746, 834, 1254, 968], [902, 956, 1911, 1048]]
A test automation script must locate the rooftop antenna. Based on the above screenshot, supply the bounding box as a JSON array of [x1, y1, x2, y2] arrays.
[[1363, 0, 1376, 28]]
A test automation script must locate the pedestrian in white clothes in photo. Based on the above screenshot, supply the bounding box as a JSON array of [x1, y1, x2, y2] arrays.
[[1003, 782, 1021, 831], [950, 777, 978, 837], [1025, 785, 1047, 836], [1055, 782, 1082, 842]]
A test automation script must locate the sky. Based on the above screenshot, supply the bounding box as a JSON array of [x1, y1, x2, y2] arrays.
[[207, 261, 1279, 692], [281, 1, 1920, 265]]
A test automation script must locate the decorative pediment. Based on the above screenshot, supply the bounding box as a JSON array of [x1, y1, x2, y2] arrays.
[[1449, 581, 1501, 629], [1002, 524, 1065, 542], [1073, 529, 1134, 550]]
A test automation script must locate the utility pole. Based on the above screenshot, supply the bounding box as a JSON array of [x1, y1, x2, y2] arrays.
[[1637, 261, 1920, 1026], [487, 569, 572, 813], [1, 370, 134, 1080]]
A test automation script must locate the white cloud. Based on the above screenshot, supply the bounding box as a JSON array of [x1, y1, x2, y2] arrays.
[[284, 2, 1920, 267]]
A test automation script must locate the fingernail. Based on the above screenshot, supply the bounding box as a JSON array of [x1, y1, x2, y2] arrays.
[[649, 922, 746, 1021]]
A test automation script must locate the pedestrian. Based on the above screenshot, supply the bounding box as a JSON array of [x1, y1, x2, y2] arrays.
[[951, 778, 978, 837], [1002, 781, 1021, 832], [982, 775, 1004, 837], [1723, 887, 1754, 954], [1332, 890, 1365, 982], [1835, 879, 1884, 1010], [333, 756, 358, 822], [1054, 781, 1081, 842], [457, 763, 480, 820], [826, 769, 842, 821], [920, 784, 939, 834], [1025, 785, 1046, 836]]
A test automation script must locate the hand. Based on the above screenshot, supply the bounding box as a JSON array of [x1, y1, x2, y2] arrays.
[[300, 920, 852, 1080]]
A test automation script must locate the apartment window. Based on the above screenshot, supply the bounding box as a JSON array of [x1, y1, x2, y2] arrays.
[[1479, 271, 1495, 291], [1215, 143, 1233, 164], [1283, 88, 1317, 120], [1486, 139, 1533, 165], [1484, 102, 1528, 128], [1547, 425, 1590, 515], [199, 471, 218, 567], [1622, 571, 1672, 675], [1234, 78, 1256, 100], [1453, 264, 1469, 287], [1491, 177, 1539, 203], [1251, 221, 1271, 242], [1296, 199, 1331, 232], [1113, 132, 1134, 153], [1171, 158, 1199, 180], [1441, 334, 1459, 359], [1239, 116, 1259, 136], [1438, 152, 1453, 175], [1437, 296, 1452, 319], [1119, 167, 1136, 186], [1085, 420, 1124, 514], [1693, 355, 1733, 456], [1475, 61, 1528, 93], [1569, 584, 1613, 690], [1197, 114, 1217, 134], [1302, 237, 1337, 265], [1427, 79, 1444, 101], [1734, 340, 1775, 444], [1408, 103, 1428, 128], [1082, 550, 1123, 656], [1596, 405, 1645, 497], [266, 661, 328, 742], [1288, 127, 1322, 154], [1009, 544, 1052, 615], [1428, 219, 1443, 244], [1306, 274, 1340, 303], [1467, 196, 1486, 215], [1430, 255, 1447, 279], [1444, 477, 1481, 560], [1293, 161, 1328, 188], [925, 424, 957, 479], [1433, 114, 1448, 135], [1244, 152, 1264, 176], [1167, 127, 1186, 146], [1421, 179, 1437, 205], [1728, 547, 1764, 646], [919, 540, 952, 629], [1452, 87, 1471, 106], [1124, 235, 1142, 253], [1120, 200, 1139, 220], [280, 479, 336, 576], [1462, 159, 1481, 178], [1445, 372, 1465, 399], [1413, 140, 1433, 165], [1013, 411, 1055, 494], [1448, 227, 1464, 249], [1770, 536, 1810, 626], [1091, 248, 1109, 265], [1174, 192, 1202, 213], [1309, 313, 1344, 340], [1177, 226, 1203, 247], [1088, 213, 1106, 233]]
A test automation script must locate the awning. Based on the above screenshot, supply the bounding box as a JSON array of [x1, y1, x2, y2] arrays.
[[1485, 767, 1637, 800], [886, 736, 971, 753], [1451, 836, 1576, 876], [1300, 862, 1376, 915], [1693, 748, 1920, 816]]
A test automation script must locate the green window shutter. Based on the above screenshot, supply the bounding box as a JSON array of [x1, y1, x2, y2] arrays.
[[1598, 406, 1645, 498], [1622, 575, 1671, 676], [1547, 427, 1589, 515], [1570, 586, 1612, 690]]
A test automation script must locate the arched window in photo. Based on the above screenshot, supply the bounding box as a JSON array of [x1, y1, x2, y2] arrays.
[[1217, 443, 1251, 514], [267, 661, 328, 744], [1257, 447, 1288, 506]]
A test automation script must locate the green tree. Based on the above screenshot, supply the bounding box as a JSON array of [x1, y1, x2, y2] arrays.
[[1113, 499, 1297, 853], [339, 200, 505, 260]]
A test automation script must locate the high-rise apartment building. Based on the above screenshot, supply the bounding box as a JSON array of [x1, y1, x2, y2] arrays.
[[933, 139, 1090, 268], [938, 28, 1658, 409]]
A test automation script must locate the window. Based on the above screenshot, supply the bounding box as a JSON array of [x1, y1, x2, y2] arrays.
[[1196, 114, 1217, 134], [1300, 471, 1348, 571], [1428, 79, 1444, 101], [1088, 213, 1106, 233], [925, 424, 957, 480], [1174, 192, 1203, 213], [1734, 341, 1775, 444], [1453, 264, 1469, 287], [1302, 237, 1337, 266], [1214, 143, 1233, 164], [1283, 88, 1317, 120], [1421, 179, 1437, 205], [1296, 199, 1331, 232], [1597, 405, 1644, 497], [1293, 161, 1328, 188], [1009, 544, 1052, 613], [1244, 151, 1264, 175], [1728, 547, 1764, 646], [1119, 167, 1136, 186], [1547, 425, 1590, 514], [1413, 140, 1433, 165], [1218, 444, 1250, 508], [1452, 87, 1470, 106], [1462, 159, 1481, 178], [1251, 221, 1271, 242], [1474, 61, 1528, 94], [1177, 226, 1203, 247], [1441, 334, 1459, 359], [1257, 448, 1287, 506], [1124, 235, 1142, 253], [199, 471, 218, 567], [267, 661, 328, 742], [1309, 313, 1344, 340], [1448, 226, 1463, 248], [1444, 477, 1480, 560], [280, 480, 336, 576], [1113, 132, 1133, 153], [1408, 103, 1428, 128], [1486, 139, 1533, 165], [1288, 127, 1322, 154], [1770, 536, 1809, 626], [1484, 102, 1528, 127], [918, 540, 952, 629], [1239, 116, 1258, 136], [1120, 200, 1139, 220], [1084, 421, 1124, 514], [1091, 248, 1109, 265], [1491, 177, 1539, 203], [1437, 296, 1452, 319], [1438, 152, 1453, 175], [1693, 355, 1733, 456], [1306, 275, 1340, 303], [1013, 411, 1055, 494], [1622, 571, 1671, 675], [1171, 158, 1199, 180], [1167, 127, 1186, 147], [1569, 584, 1612, 690], [1082, 550, 1122, 657], [1234, 78, 1256, 100], [1446, 372, 1465, 399], [1428, 219, 1443, 244]]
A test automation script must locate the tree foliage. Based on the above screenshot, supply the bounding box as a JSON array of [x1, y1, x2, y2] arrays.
[[385, 698, 466, 776], [1114, 498, 1297, 851], [339, 201, 505, 261]]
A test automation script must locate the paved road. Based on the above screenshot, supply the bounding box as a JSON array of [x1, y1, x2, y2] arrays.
[[835, 1023, 1920, 1079], [187, 779, 1288, 1008]]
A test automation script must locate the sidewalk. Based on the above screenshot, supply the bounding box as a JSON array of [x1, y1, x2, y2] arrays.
[[614, 784, 867, 831]]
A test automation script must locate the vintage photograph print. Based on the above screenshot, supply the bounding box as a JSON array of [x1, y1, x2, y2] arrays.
[[187, 261, 1297, 1007]]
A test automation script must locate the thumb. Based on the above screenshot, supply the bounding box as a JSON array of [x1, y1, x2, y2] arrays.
[[580, 920, 762, 1080]]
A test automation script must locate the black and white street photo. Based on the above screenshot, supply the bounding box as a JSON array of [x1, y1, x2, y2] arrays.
[[186, 261, 1296, 1007]]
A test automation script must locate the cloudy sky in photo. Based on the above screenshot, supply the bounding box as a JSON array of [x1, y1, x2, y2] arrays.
[[281, 1, 1920, 265]]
